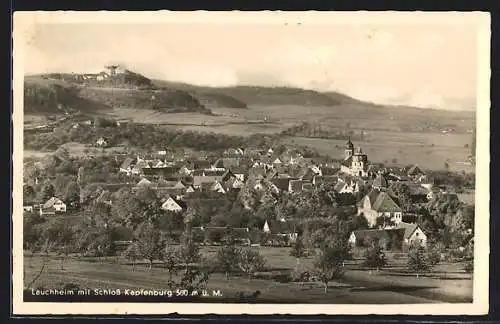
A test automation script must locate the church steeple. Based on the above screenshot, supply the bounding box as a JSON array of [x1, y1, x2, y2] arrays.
[[344, 137, 354, 160]]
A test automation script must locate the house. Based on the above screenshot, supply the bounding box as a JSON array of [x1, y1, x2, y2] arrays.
[[348, 228, 406, 252], [397, 222, 427, 247], [334, 181, 355, 194], [357, 189, 403, 228], [23, 205, 34, 212], [340, 138, 369, 177], [405, 165, 425, 179], [262, 219, 298, 242], [229, 166, 247, 182], [271, 178, 294, 193], [224, 177, 245, 191], [40, 197, 67, 215], [119, 157, 135, 175], [193, 175, 221, 189], [96, 137, 108, 147], [161, 196, 186, 213]]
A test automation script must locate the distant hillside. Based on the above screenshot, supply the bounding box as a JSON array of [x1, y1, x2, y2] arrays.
[[153, 81, 361, 108], [153, 80, 248, 109], [24, 74, 210, 115]]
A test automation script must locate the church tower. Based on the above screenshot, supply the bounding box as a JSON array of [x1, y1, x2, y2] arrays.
[[344, 137, 354, 160]]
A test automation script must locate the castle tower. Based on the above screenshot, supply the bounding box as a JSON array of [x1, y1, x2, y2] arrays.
[[344, 137, 354, 160]]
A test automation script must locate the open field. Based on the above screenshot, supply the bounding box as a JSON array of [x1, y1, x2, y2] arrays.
[[23, 101, 475, 171], [23, 247, 472, 304], [283, 131, 474, 172]]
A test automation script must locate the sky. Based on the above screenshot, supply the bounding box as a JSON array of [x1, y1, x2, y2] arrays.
[[22, 18, 481, 111]]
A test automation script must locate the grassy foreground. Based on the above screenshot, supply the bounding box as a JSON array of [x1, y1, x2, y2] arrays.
[[23, 247, 472, 304]]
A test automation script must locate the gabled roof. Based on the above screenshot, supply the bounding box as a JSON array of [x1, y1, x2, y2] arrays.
[[156, 179, 178, 188], [407, 165, 425, 176], [313, 175, 339, 186], [322, 166, 340, 176], [204, 169, 227, 177], [120, 157, 135, 170], [271, 178, 292, 191], [43, 197, 65, 208], [228, 166, 247, 175], [193, 175, 220, 186], [371, 191, 402, 213], [264, 220, 298, 234], [334, 181, 354, 193], [161, 196, 187, 210], [222, 157, 240, 168], [136, 178, 152, 187], [396, 222, 421, 239], [351, 228, 405, 244]]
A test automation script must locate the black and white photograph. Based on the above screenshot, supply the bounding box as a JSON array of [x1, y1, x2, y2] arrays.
[[12, 11, 490, 315]]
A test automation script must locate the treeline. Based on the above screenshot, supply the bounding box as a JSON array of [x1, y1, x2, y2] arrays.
[[280, 122, 365, 141], [24, 120, 321, 157]]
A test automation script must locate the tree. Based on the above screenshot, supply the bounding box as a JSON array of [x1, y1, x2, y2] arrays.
[[238, 248, 266, 281], [407, 243, 432, 278], [290, 237, 307, 266], [176, 233, 201, 273], [64, 181, 80, 209], [215, 233, 241, 280], [123, 242, 141, 271], [39, 182, 55, 203], [163, 242, 178, 286], [134, 221, 165, 270], [313, 245, 345, 293], [55, 221, 75, 270], [23, 185, 36, 204], [362, 241, 387, 272]]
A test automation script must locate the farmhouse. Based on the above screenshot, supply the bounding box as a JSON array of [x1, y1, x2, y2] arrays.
[[397, 222, 427, 247], [262, 219, 298, 242], [348, 228, 405, 251], [119, 157, 135, 175], [357, 189, 403, 228], [40, 197, 67, 215]]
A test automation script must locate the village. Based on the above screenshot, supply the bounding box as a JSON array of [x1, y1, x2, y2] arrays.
[[24, 135, 474, 255]]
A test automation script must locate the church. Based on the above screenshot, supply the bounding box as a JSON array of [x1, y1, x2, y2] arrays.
[[340, 138, 369, 178]]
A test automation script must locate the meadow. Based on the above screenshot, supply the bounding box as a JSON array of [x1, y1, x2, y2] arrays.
[[23, 247, 472, 304], [94, 103, 475, 171]]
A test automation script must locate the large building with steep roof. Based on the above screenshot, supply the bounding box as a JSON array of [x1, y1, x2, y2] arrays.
[[356, 188, 403, 227]]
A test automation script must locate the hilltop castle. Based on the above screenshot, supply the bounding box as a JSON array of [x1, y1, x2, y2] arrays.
[[340, 138, 369, 177]]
